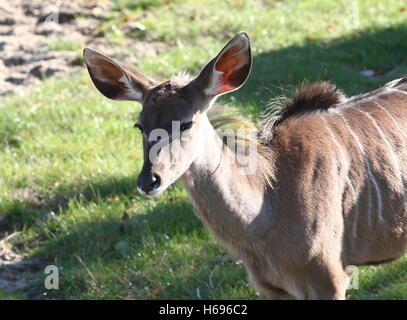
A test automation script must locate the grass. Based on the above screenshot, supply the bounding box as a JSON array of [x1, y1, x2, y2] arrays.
[[0, 0, 407, 299], [45, 38, 83, 52]]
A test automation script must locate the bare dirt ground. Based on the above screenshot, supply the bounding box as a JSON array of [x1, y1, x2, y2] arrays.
[[0, 237, 42, 298], [0, 0, 166, 96], [0, 187, 69, 299], [0, 184, 77, 298]]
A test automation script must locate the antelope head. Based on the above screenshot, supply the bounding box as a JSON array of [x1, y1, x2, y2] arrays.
[[83, 32, 252, 196]]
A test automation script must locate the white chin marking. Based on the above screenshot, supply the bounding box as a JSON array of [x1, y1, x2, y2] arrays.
[[137, 186, 146, 195], [147, 186, 166, 196], [137, 185, 166, 197]]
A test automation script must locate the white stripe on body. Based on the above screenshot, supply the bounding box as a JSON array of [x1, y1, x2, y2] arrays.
[[372, 102, 407, 217], [373, 102, 407, 140], [384, 88, 407, 96], [355, 108, 406, 219], [332, 109, 383, 227], [321, 116, 359, 237]]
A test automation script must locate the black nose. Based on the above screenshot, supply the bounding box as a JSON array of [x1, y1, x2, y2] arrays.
[[138, 172, 161, 193]]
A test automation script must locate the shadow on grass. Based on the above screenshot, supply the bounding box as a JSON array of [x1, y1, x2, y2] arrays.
[[228, 24, 407, 113], [36, 191, 204, 264], [1, 174, 213, 299], [0, 174, 140, 234], [28, 183, 224, 299]]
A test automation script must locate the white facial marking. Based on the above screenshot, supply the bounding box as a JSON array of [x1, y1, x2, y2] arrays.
[[146, 185, 166, 196], [137, 185, 146, 195], [137, 184, 166, 197]]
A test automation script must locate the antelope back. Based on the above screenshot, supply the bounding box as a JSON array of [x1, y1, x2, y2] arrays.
[[267, 78, 407, 266]]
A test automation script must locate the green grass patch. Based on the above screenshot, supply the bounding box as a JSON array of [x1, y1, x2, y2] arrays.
[[0, 290, 25, 300], [45, 38, 83, 52]]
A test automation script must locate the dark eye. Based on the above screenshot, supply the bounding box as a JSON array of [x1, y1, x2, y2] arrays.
[[133, 123, 143, 133], [180, 121, 193, 131]]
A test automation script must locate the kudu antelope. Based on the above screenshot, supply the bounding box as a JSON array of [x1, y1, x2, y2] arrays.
[[83, 32, 407, 299]]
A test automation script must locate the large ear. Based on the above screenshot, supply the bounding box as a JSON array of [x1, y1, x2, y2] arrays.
[[83, 48, 155, 102], [191, 32, 252, 98]]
